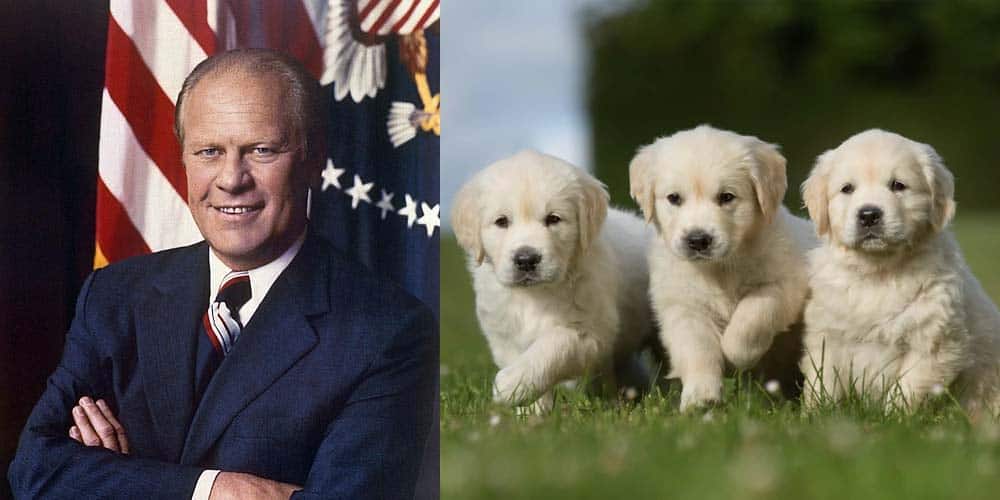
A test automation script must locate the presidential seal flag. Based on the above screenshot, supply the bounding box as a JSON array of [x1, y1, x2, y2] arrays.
[[94, 0, 439, 314]]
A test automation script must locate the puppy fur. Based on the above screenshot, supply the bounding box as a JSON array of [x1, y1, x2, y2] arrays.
[[800, 129, 1000, 417], [452, 150, 658, 411], [630, 125, 817, 411]]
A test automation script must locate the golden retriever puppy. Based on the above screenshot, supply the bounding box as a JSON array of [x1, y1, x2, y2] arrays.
[[800, 129, 1000, 417], [452, 150, 658, 411], [630, 125, 817, 411]]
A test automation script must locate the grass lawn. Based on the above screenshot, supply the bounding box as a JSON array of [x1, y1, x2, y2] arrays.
[[440, 212, 1000, 500]]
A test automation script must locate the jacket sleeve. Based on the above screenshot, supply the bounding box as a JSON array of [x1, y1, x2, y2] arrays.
[[7, 271, 205, 499], [291, 302, 438, 500]]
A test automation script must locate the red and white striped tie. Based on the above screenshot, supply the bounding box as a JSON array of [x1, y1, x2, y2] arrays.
[[202, 271, 251, 355]]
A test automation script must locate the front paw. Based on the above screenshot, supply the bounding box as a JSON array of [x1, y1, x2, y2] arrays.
[[721, 331, 769, 371], [679, 376, 722, 412], [493, 366, 537, 405]]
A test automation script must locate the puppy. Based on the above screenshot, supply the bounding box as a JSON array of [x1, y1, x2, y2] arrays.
[[630, 125, 817, 411], [800, 129, 1000, 417], [452, 150, 658, 411]]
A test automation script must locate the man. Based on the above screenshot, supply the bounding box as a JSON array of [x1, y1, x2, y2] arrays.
[[8, 49, 436, 499]]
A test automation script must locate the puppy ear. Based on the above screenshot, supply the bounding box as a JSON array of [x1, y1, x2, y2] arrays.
[[577, 171, 610, 252], [748, 139, 788, 224], [450, 180, 485, 264], [628, 144, 657, 223], [802, 150, 833, 236], [916, 143, 956, 231]]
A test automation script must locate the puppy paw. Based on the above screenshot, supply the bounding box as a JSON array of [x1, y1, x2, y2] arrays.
[[679, 376, 723, 412], [721, 332, 769, 371], [493, 366, 537, 405]]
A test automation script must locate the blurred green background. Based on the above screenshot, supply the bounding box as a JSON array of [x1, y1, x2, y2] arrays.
[[586, 1, 1000, 211]]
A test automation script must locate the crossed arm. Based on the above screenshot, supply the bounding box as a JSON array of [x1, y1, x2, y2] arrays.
[[67, 396, 300, 499]]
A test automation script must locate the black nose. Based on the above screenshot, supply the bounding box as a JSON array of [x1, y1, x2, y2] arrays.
[[685, 230, 713, 252], [857, 205, 883, 228], [513, 247, 541, 272]]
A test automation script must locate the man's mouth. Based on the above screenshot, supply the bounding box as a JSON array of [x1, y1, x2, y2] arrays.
[[213, 204, 263, 215]]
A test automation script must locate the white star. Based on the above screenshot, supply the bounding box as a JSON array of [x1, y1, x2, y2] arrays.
[[321, 159, 345, 191], [344, 174, 373, 209], [398, 194, 418, 228], [416, 202, 440, 237], [375, 189, 395, 220]]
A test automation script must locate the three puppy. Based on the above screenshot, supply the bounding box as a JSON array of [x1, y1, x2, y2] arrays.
[[454, 127, 1000, 417]]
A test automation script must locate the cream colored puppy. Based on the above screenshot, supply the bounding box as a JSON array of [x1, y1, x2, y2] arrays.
[[630, 125, 817, 411], [800, 129, 1000, 417], [452, 150, 657, 411]]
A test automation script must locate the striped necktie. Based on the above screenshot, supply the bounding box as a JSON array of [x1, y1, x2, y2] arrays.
[[202, 271, 252, 355]]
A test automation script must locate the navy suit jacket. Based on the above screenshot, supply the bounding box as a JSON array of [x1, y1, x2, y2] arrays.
[[8, 232, 437, 499]]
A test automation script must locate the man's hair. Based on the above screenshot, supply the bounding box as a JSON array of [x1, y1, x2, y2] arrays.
[[174, 48, 327, 162]]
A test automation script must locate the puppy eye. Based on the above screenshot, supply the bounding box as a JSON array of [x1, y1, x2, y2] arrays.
[[666, 193, 682, 206], [840, 183, 855, 195], [890, 180, 907, 192], [717, 192, 736, 205], [544, 213, 562, 226], [494, 216, 509, 229]]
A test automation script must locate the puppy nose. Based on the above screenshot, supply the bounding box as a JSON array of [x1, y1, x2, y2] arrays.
[[857, 205, 883, 227], [685, 230, 713, 252], [513, 247, 542, 272]]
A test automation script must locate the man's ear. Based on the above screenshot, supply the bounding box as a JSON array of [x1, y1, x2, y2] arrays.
[[628, 144, 657, 223], [915, 142, 956, 231], [802, 150, 834, 237], [748, 139, 788, 224], [576, 172, 609, 253], [450, 179, 485, 264]]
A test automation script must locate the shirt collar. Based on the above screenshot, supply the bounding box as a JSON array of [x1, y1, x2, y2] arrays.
[[207, 230, 306, 325]]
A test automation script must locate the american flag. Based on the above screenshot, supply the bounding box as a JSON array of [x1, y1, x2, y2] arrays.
[[95, 0, 439, 312]]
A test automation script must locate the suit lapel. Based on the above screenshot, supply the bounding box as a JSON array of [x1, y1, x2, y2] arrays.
[[134, 243, 209, 462], [180, 233, 328, 465]]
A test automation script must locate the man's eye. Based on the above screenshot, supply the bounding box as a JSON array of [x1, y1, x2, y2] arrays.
[[253, 147, 274, 155], [195, 148, 220, 158]]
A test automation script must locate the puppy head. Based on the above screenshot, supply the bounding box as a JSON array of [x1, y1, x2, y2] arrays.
[[451, 150, 609, 286], [629, 125, 787, 262], [802, 129, 955, 253]]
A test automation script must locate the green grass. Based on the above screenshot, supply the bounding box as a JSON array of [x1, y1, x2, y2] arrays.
[[440, 213, 1000, 500]]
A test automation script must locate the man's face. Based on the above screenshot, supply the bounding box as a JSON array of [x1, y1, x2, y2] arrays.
[[181, 71, 314, 271]]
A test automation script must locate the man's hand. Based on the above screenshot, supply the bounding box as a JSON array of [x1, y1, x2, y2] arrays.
[[68, 396, 129, 454], [209, 472, 302, 500]]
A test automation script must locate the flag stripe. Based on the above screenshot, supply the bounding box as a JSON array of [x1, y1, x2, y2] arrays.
[[366, 0, 404, 35], [165, 0, 218, 55], [408, 0, 439, 34], [285, 1, 325, 79], [389, 0, 421, 34], [358, 0, 381, 22], [300, 0, 327, 47], [104, 17, 189, 203], [109, 0, 208, 105], [98, 91, 203, 252], [96, 178, 151, 263]]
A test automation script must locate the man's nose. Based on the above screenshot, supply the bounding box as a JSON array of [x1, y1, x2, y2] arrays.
[[215, 154, 253, 192]]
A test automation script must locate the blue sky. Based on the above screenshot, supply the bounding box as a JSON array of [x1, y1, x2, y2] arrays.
[[441, 1, 624, 229]]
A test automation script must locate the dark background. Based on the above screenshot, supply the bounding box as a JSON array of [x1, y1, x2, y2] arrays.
[[586, 1, 1000, 212], [1, 1, 109, 498]]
